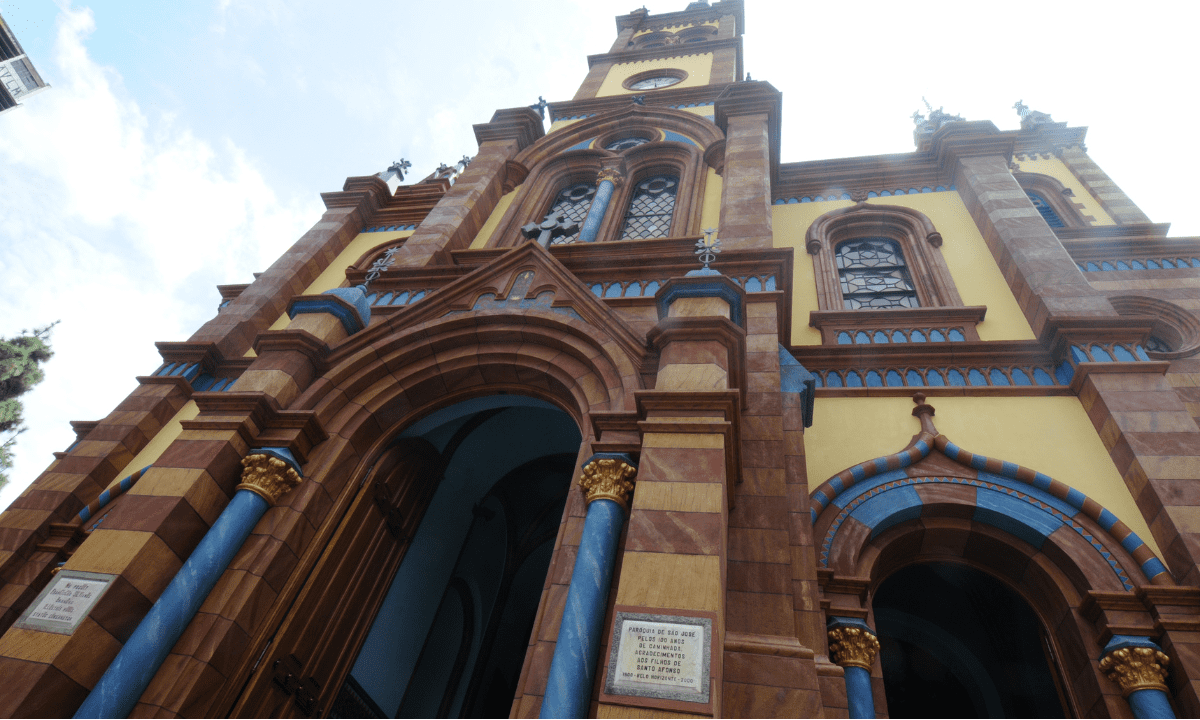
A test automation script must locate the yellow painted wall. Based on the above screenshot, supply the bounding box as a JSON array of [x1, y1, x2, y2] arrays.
[[700, 167, 722, 231], [1016, 156, 1114, 225], [771, 199, 852, 345], [470, 189, 518, 250], [632, 20, 719, 37], [597, 53, 713, 97], [110, 400, 199, 484], [548, 117, 586, 134], [772, 192, 1035, 344], [263, 230, 416, 332], [806, 395, 1162, 558]]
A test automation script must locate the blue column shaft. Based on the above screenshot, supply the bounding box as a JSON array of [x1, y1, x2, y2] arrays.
[[577, 179, 616, 243], [1128, 688, 1175, 719], [75, 490, 270, 719], [844, 666, 876, 719], [539, 498, 624, 718]]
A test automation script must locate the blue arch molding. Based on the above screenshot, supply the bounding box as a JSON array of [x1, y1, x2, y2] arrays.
[[809, 433, 1169, 590]]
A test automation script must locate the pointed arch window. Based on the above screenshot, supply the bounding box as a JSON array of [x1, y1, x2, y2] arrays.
[[836, 238, 920, 309], [1026, 192, 1065, 228], [545, 181, 596, 245], [619, 174, 678, 240]]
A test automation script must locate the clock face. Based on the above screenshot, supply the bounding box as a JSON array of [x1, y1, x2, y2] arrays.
[[629, 75, 682, 90]]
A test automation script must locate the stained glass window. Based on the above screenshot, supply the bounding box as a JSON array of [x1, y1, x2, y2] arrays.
[[545, 181, 596, 245], [605, 136, 651, 151], [1027, 192, 1066, 228], [835, 238, 920, 309], [620, 175, 678, 240]]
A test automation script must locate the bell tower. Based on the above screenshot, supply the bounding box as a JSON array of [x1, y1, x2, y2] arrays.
[[571, 1, 744, 102]]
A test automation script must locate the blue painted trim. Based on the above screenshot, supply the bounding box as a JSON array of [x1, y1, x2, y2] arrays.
[[654, 279, 745, 328], [584, 452, 637, 470], [1104, 635, 1162, 654], [661, 129, 697, 147], [288, 287, 371, 335], [540, 498, 625, 718], [973, 487, 1061, 550], [256, 447, 303, 477], [778, 345, 815, 427], [75, 490, 271, 718]]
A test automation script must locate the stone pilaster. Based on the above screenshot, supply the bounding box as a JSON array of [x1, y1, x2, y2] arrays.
[[390, 108, 543, 268], [1059, 146, 1151, 225], [714, 83, 780, 251], [952, 148, 1115, 337]]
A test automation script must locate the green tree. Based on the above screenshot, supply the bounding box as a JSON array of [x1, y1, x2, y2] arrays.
[[0, 322, 58, 490]]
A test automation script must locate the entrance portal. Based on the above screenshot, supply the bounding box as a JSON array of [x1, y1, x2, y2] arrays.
[[873, 562, 1069, 718], [333, 396, 582, 718]]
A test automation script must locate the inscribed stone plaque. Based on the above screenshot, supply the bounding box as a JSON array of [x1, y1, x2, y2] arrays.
[[604, 611, 712, 704], [14, 570, 115, 635]]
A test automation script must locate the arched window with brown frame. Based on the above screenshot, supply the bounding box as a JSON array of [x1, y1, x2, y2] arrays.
[[806, 203, 962, 312], [487, 117, 709, 247], [1012, 170, 1092, 228]]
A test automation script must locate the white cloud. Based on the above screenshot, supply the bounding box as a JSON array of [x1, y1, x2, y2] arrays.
[[0, 5, 321, 510]]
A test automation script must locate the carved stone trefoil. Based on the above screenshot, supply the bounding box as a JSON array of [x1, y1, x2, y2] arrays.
[[237, 453, 303, 505], [828, 626, 880, 671], [1100, 646, 1171, 697], [579, 457, 637, 511]]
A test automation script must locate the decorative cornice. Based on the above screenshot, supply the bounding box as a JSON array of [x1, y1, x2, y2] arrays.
[[320, 175, 392, 212], [237, 451, 302, 505], [1100, 643, 1170, 698], [587, 37, 740, 69], [579, 454, 638, 512]]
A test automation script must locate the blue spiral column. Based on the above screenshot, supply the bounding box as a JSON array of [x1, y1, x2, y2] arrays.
[[576, 169, 624, 243], [75, 449, 302, 719], [540, 453, 637, 718], [1100, 636, 1176, 718], [828, 617, 880, 719]]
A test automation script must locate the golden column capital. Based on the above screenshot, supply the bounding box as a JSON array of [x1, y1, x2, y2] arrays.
[[1100, 645, 1171, 697], [596, 168, 625, 189], [828, 626, 880, 671], [237, 453, 302, 504], [579, 456, 637, 512]]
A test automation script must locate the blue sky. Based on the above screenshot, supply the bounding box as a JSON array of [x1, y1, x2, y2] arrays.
[[1, 0, 1197, 509]]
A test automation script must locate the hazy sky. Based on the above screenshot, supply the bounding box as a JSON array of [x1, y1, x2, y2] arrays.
[[1, 0, 1197, 510]]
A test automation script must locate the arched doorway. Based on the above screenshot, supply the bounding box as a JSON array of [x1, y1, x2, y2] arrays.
[[873, 562, 1069, 718], [331, 395, 582, 718]]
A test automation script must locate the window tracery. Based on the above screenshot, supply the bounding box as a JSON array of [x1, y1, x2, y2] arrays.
[[835, 238, 920, 309], [544, 181, 596, 245], [619, 174, 678, 239]]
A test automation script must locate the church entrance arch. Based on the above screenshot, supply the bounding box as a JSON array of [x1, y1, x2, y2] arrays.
[[872, 561, 1069, 718]]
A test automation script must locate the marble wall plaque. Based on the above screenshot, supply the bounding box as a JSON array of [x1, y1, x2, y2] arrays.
[[14, 570, 115, 635], [604, 611, 712, 704]]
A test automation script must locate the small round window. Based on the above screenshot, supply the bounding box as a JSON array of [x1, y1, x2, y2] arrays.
[[605, 137, 652, 151]]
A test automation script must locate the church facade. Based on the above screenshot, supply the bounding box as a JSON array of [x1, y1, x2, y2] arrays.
[[2, 1, 1199, 717]]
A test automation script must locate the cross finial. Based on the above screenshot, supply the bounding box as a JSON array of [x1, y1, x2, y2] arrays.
[[457, 155, 472, 173], [694, 228, 721, 271], [522, 211, 579, 248], [1013, 99, 1029, 117], [383, 159, 411, 182], [529, 96, 549, 119]]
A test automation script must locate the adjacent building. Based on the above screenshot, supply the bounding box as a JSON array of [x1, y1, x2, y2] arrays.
[[0, 13, 48, 114], [1, 1, 1198, 717]]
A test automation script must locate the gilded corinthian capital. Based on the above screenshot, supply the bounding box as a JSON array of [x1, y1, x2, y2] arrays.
[[579, 456, 637, 511], [1100, 646, 1171, 697], [828, 626, 880, 670], [596, 168, 625, 188], [237, 453, 302, 504]]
